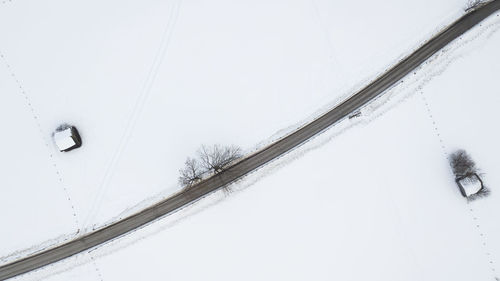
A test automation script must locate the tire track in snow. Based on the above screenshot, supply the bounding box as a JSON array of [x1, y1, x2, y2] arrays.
[[2, 2, 500, 279], [82, 0, 182, 229]]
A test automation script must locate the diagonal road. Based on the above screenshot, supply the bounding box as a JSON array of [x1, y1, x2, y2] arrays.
[[1, 1, 500, 279]]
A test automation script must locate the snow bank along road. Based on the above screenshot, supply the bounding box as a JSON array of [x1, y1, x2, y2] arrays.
[[1, 1, 500, 280]]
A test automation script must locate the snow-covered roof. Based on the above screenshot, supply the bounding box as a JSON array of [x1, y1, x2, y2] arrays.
[[2, 0, 500, 280], [458, 174, 483, 197], [53, 127, 77, 152]]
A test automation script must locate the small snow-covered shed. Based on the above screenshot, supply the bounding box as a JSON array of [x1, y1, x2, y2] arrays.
[[53, 125, 82, 152], [456, 173, 483, 198]]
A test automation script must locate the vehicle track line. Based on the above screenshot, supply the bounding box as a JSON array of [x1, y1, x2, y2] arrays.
[[1, 1, 500, 279]]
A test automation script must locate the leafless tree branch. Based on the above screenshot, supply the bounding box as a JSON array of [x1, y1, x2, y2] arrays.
[[198, 144, 242, 174], [450, 149, 477, 177], [178, 157, 203, 187], [179, 144, 242, 188]]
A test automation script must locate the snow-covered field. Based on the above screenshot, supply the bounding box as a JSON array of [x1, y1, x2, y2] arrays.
[[0, 0, 472, 260], [0, 57, 77, 262], [7, 5, 500, 281]]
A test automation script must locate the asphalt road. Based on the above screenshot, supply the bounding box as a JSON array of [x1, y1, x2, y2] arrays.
[[2, 1, 500, 279]]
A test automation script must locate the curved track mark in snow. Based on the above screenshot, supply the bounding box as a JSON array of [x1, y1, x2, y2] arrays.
[[82, 0, 183, 229]]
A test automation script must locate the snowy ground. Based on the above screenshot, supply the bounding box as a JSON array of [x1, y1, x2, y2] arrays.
[[0, 0, 471, 261], [0, 57, 77, 262], [8, 6, 500, 281]]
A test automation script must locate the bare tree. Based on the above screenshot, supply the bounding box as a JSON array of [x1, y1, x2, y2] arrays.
[[178, 157, 203, 187], [178, 144, 243, 188], [198, 144, 242, 174], [449, 149, 477, 177]]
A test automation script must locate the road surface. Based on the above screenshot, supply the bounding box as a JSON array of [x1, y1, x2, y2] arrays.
[[1, 1, 500, 279]]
